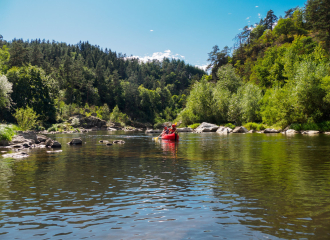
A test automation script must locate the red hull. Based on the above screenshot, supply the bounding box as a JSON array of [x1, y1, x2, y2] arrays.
[[161, 133, 179, 141]]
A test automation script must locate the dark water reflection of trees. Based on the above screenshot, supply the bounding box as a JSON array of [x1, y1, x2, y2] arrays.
[[0, 132, 330, 239]]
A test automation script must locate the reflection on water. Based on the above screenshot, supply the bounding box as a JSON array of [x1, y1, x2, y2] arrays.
[[0, 131, 330, 239]]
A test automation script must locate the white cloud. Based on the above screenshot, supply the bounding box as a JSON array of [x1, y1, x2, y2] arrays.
[[195, 64, 208, 71], [228, 13, 232, 15], [127, 50, 185, 62], [255, 6, 259, 8], [150, 30, 154, 32], [258, 13, 261, 18], [246, 16, 250, 20]]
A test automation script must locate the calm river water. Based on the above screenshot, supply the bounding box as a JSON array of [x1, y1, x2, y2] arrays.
[[0, 131, 330, 239]]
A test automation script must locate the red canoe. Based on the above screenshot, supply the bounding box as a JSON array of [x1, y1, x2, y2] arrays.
[[161, 133, 179, 141]]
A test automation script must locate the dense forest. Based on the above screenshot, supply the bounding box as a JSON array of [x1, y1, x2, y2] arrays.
[[0, 36, 205, 128], [1, 0, 330, 131], [178, 0, 330, 130]]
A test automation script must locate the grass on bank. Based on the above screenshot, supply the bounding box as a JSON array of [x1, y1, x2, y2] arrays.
[[0, 124, 20, 141]]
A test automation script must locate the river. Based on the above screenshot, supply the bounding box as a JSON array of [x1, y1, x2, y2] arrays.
[[0, 131, 330, 239]]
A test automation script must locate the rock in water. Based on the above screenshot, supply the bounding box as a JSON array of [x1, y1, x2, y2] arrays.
[[195, 122, 219, 133], [216, 126, 233, 134], [69, 138, 83, 145], [232, 126, 248, 133]]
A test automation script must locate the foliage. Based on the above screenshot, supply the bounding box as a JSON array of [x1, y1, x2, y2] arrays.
[[110, 105, 130, 126], [243, 122, 266, 131], [0, 124, 17, 141], [13, 106, 39, 131], [224, 123, 235, 129], [290, 121, 330, 132], [0, 75, 12, 109], [7, 65, 56, 122], [71, 117, 80, 127], [188, 123, 200, 129]]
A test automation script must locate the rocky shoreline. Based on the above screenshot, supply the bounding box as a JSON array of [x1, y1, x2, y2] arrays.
[[146, 122, 330, 135], [1, 121, 329, 159]]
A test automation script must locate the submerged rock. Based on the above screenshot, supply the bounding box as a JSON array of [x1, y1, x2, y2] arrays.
[[113, 140, 125, 144], [2, 152, 29, 159], [68, 138, 83, 145]]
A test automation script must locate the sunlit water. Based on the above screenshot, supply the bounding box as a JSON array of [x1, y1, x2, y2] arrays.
[[1, 131, 330, 239]]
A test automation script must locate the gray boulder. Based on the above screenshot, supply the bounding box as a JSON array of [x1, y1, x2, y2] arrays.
[[285, 129, 299, 134], [195, 122, 219, 133], [302, 130, 320, 135], [37, 134, 47, 143], [177, 127, 193, 132], [264, 128, 281, 133], [232, 126, 248, 133], [216, 126, 233, 134]]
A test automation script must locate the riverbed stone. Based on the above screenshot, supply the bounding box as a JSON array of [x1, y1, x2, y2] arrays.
[[2, 152, 29, 159], [51, 141, 62, 148], [302, 130, 320, 135], [177, 127, 193, 132], [195, 122, 219, 133], [285, 129, 299, 134], [232, 126, 248, 133], [113, 140, 125, 144], [264, 128, 281, 133], [69, 138, 83, 145], [216, 126, 233, 134], [0, 140, 9, 146]]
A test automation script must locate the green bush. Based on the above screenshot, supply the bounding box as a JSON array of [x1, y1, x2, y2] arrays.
[[224, 123, 235, 129], [110, 105, 130, 126], [47, 124, 58, 132], [0, 125, 16, 141], [13, 106, 39, 131], [290, 121, 330, 132], [243, 122, 266, 131], [188, 123, 200, 129]]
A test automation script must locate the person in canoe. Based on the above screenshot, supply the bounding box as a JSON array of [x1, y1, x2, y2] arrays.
[[169, 124, 177, 134]]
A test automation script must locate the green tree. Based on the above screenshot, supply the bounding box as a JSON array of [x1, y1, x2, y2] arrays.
[[13, 106, 39, 130], [305, 0, 330, 51], [7, 65, 56, 122], [0, 75, 12, 109]]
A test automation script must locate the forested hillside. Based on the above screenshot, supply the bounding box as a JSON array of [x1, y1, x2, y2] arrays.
[[1, 0, 330, 131], [0, 37, 204, 126], [179, 0, 330, 130]]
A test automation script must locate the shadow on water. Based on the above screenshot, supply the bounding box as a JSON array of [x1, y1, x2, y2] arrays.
[[0, 131, 330, 239]]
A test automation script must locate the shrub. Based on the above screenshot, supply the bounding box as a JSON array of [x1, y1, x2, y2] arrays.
[[13, 106, 39, 131], [110, 105, 130, 126], [71, 117, 80, 127], [224, 123, 236, 129], [188, 123, 200, 129], [243, 122, 266, 131], [0, 125, 16, 141], [47, 124, 58, 132]]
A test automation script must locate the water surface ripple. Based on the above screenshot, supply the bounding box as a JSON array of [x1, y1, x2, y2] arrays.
[[0, 131, 330, 239]]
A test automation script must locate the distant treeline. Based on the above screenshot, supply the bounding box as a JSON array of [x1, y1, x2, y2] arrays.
[[0, 37, 205, 125]]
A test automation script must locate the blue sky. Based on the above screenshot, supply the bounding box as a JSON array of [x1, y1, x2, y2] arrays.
[[0, 0, 306, 69]]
